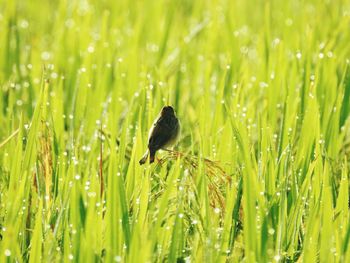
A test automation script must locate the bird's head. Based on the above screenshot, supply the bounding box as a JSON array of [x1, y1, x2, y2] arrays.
[[161, 106, 175, 116]]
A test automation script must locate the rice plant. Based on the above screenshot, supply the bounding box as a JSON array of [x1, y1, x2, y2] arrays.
[[0, 0, 349, 262]]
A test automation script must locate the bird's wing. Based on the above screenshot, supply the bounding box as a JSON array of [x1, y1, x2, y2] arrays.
[[148, 116, 174, 150]]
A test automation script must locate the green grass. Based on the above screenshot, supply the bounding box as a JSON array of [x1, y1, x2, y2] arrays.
[[0, 0, 350, 262]]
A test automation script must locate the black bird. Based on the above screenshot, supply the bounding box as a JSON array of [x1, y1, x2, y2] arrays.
[[139, 106, 180, 165]]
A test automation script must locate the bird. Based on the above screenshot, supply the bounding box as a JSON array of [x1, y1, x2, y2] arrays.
[[139, 106, 180, 165]]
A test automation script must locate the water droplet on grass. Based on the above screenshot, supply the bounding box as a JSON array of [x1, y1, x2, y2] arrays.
[[41, 51, 51, 61], [272, 38, 280, 47], [87, 45, 94, 53], [114, 256, 122, 262], [274, 254, 281, 261], [88, 192, 96, 197], [296, 52, 302, 59], [4, 249, 11, 257]]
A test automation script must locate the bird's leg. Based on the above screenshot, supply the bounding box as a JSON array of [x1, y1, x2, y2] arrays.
[[149, 149, 156, 163]]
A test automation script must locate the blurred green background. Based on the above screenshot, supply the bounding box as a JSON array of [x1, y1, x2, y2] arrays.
[[0, 0, 349, 262]]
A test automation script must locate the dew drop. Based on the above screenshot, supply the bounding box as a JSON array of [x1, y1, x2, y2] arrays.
[[4, 249, 11, 257]]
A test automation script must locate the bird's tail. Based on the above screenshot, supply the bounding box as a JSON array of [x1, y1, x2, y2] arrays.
[[139, 150, 149, 165]]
